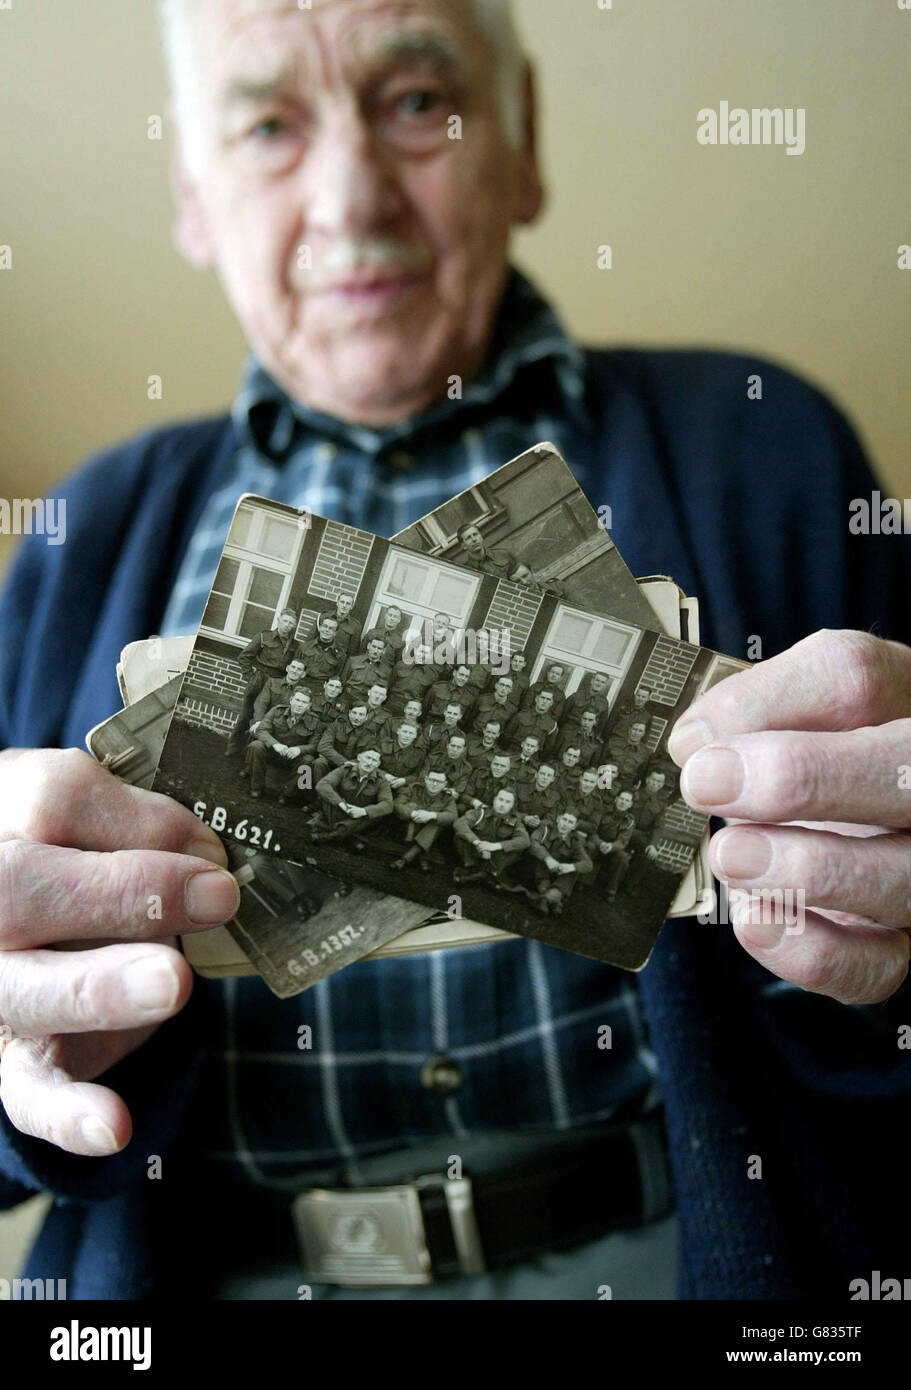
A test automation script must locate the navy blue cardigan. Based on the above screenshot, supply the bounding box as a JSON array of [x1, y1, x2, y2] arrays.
[[2, 348, 910, 1300]]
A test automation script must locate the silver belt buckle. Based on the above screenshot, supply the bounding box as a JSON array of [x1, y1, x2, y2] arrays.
[[292, 1175, 485, 1287]]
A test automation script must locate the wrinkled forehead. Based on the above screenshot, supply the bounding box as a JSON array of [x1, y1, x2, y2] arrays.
[[187, 0, 491, 102]]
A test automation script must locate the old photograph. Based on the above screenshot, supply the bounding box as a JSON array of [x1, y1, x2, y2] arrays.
[[153, 489, 745, 970]]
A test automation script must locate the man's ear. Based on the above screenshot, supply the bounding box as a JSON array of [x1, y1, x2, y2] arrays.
[[171, 141, 216, 269], [512, 60, 545, 227]]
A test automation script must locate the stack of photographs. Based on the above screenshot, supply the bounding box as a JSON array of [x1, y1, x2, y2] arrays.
[[87, 444, 747, 997]]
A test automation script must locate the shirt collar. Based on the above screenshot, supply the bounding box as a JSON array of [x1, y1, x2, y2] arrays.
[[231, 266, 590, 462]]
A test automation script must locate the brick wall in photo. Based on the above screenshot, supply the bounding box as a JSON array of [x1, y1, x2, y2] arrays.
[[484, 581, 544, 650], [662, 800, 706, 843], [654, 837, 697, 875], [309, 521, 374, 600], [639, 637, 700, 706], [176, 647, 246, 732]]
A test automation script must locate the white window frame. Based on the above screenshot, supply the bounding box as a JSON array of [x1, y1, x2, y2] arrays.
[[369, 547, 482, 638], [417, 484, 504, 551], [532, 604, 643, 711], [698, 653, 745, 696], [200, 501, 309, 647]]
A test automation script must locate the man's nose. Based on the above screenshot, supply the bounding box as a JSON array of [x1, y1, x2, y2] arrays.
[[303, 109, 405, 236]]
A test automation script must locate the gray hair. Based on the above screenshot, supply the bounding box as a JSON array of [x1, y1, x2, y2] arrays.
[[158, 0, 525, 167]]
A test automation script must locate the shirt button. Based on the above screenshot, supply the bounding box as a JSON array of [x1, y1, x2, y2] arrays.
[[387, 448, 416, 473], [421, 1056, 464, 1095]]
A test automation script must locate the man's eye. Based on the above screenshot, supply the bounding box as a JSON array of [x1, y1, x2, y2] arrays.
[[395, 89, 442, 117], [249, 117, 289, 140]]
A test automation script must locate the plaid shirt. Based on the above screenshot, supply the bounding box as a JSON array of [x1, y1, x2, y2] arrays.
[[160, 269, 661, 1190]]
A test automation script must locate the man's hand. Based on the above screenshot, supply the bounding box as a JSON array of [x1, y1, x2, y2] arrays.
[[0, 749, 239, 1156], [669, 631, 911, 1004]]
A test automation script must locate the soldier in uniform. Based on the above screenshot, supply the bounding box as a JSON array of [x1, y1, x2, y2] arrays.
[[507, 688, 559, 753], [465, 718, 504, 769], [395, 699, 427, 744], [245, 686, 321, 801], [331, 593, 362, 659], [423, 731, 472, 800], [362, 604, 407, 663], [453, 786, 530, 889], [529, 810, 593, 914], [512, 735, 541, 790], [502, 648, 530, 706], [423, 701, 466, 750], [225, 607, 299, 755], [563, 672, 613, 737], [516, 761, 561, 832], [312, 747, 394, 841], [623, 770, 674, 895], [392, 768, 458, 871], [424, 663, 475, 721], [378, 718, 426, 789], [457, 522, 518, 581], [555, 708, 601, 767], [362, 682, 394, 742], [471, 675, 519, 733], [312, 702, 373, 782], [507, 560, 568, 601], [460, 751, 514, 812], [299, 613, 345, 688], [558, 766, 605, 838], [592, 789, 638, 899], [388, 644, 437, 714], [341, 637, 392, 705], [521, 663, 567, 720], [250, 656, 308, 727], [553, 743, 583, 798], [310, 675, 347, 724], [603, 719, 651, 790], [604, 684, 657, 746]]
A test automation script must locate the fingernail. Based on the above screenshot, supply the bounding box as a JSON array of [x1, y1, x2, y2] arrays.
[[80, 1115, 119, 1154], [124, 958, 179, 1011], [682, 747, 744, 806], [185, 835, 228, 868], [185, 868, 240, 924], [716, 828, 772, 881], [733, 913, 784, 951], [668, 718, 712, 766]]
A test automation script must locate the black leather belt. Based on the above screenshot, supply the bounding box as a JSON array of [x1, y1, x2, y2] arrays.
[[286, 1111, 672, 1286]]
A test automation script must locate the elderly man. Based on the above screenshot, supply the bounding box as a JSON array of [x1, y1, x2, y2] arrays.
[[1, 0, 910, 1308]]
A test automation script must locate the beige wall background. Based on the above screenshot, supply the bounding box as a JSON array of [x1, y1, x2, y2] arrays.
[[0, 0, 909, 1272]]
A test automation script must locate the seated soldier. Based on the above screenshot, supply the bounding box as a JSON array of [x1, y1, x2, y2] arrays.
[[392, 768, 458, 872], [563, 671, 613, 738], [592, 789, 638, 900], [507, 687, 559, 752], [225, 606, 299, 755], [312, 747, 394, 841], [424, 663, 476, 721], [603, 719, 651, 790], [471, 674, 520, 733], [342, 637, 393, 705], [521, 662, 568, 720], [460, 751, 514, 812], [250, 656, 308, 730], [245, 686, 321, 802], [312, 701, 373, 782], [299, 613, 345, 688], [362, 604, 407, 663], [517, 761, 562, 831], [310, 674, 347, 724], [394, 698, 427, 744], [529, 810, 593, 914], [604, 684, 656, 746], [558, 765, 605, 837], [512, 734, 541, 788], [362, 682, 394, 740], [423, 701, 466, 749], [423, 730, 473, 799], [555, 708, 601, 767], [453, 786, 530, 889], [388, 643, 437, 713], [623, 770, 675, 895], [331, 592, 362, 659], [379, 719, 426, 789], [465, 719, 504, 769]]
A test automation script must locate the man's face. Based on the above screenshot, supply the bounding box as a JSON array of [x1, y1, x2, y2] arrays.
[[556, 812, 577, 837], [367, 683, 387, 706], [591, 674, 607, 695], [634, 687, 650, 708], [397, 720, 418, 746], [580, 711, 596, 734], [444, 704, 461, 726], [492, 788, 515, 815], [562, 748, 580, 769], [286, 659, 305, 681], [580, 769, 598, 795], [535, 764, 554, 788], [546, 665, 563, 686], [403, 699, 422, 722], [629, 721, 646, 745], [384, 606, 403, 628], [494, 677, 513, 701], [319, 618, 338, 641], [357, 748, 381, 774], [646, 771, 666, 793], [447, 734, 466, 757], [324, 676, 343, 698], [510, 562, 531, 582], [490, 755, 510, 779], [482, 722, 500, 745], [336, 594, 354, 617], [349, 703, 368, 725], [460, 524, 484, 554], [367, 638, 386, 661], [173, 0, 542, 427], [425, 771, 447, 796], [616, 791, 633, 813], [535, 690, 554, 712], [452, 665, 470, 686], [511, 653, 526, 673], [277, 612, 296, 636], [520, 736, 538, 759], [290, 689, 311, 715]]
